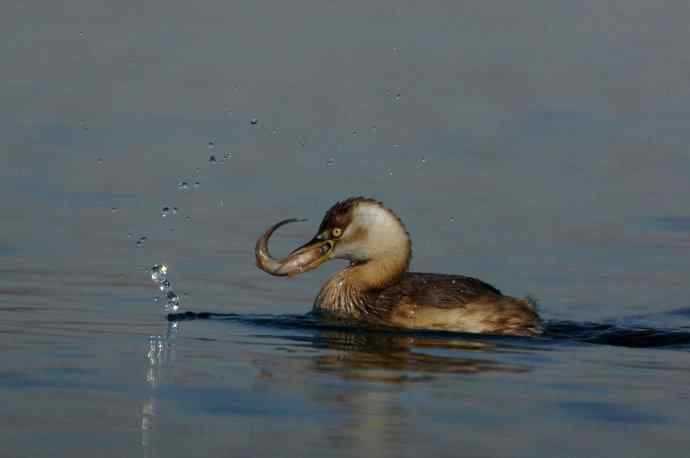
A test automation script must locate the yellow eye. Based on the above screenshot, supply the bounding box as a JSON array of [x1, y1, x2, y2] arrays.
[[331, 227, 342, 238]]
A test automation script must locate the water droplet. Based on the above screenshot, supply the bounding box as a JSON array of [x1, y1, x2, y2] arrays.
[[172, 207, 178, 215], [97, 157, 103, 164], [195, 168, 201, 175], [351, 129, 358, 136], [371, 125, 377, 131], [178, 181, 189, 190], [161, 206, 170, 218], [166, 291, 179, 311], [250, 118, 258, 126], [209, 155, 217, 164], [388, 170, 394, 176], [150, 264, 168, 282], [208, 141, 215, 149], [449, 216, 455, 223], [420, 157, 428, 165], [272, 129, 278, 135], [111, 207, 118, 212], [127, 232, 133, 239], [327, 157, 334, 166], [193, 181, 200, 188], [392, 144, 400, 148], [224, 152, 232, 160], [395, 93, 401, 101], [149, 264, 182, 313]]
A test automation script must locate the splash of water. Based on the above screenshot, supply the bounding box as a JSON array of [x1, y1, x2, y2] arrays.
[[150, 264, 180, 313]]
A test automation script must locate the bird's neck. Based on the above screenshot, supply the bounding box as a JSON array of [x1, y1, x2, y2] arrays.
[[347, 251, 409, 291], [314, 245, 410, 319]]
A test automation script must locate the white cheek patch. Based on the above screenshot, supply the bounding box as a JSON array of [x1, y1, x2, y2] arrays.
[[334, 203, 406, 262], [336, 223, 367, 260]]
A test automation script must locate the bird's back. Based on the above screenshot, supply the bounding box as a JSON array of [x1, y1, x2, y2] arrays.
[[381, 272, 503, 306], [375, 272, 543, 336]]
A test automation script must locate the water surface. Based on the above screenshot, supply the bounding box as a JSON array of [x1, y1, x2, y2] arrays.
[[2, 0, 690, 456]]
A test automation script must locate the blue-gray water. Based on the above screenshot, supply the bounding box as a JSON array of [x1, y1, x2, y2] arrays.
[[2, 0, 690, 456]]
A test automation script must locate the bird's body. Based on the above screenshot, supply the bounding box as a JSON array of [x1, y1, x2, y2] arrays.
[[256, 197, 543, 337], [316, 272, 542, 336]]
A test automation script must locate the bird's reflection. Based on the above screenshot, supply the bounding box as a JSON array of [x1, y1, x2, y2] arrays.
[[306, 331, 530, 383], [248, 328, 534, 458], [250, 329, 531, 386], [165, 312, 534, 382]]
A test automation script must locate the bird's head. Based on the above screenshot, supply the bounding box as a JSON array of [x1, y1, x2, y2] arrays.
[[255, 197, 411, 277]]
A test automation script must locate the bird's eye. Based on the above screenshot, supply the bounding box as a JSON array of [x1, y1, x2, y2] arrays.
[[332, 227, 342, 238]]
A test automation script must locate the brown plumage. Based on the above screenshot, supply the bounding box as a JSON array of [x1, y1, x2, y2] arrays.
[[255, 196, 543, 337]]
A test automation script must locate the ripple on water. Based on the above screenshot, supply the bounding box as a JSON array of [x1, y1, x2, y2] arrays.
[[165, 310, 690, 350]]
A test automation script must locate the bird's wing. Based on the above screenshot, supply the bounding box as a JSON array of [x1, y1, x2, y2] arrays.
[[374, 272, 503, 310]]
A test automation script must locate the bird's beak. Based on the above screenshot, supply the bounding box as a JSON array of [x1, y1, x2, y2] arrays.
[[255, 219, 334, 277]]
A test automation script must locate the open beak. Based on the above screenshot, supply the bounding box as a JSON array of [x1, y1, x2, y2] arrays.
[[255, 218, 334, 277]]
